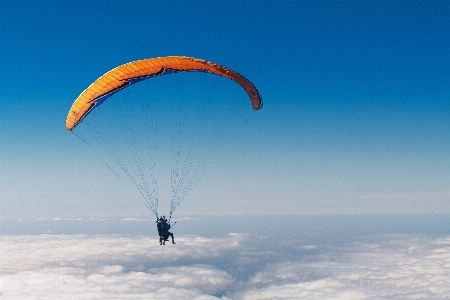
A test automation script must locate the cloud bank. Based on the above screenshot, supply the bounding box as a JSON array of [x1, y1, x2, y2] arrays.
[[1, 233, 449, 299]]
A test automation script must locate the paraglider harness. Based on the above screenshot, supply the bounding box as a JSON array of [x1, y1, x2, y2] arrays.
[[156, 216, 176, 245]]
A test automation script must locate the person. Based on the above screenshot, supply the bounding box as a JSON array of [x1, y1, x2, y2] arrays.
[[163, 216, 176, 245], [156, 216, 176, 245], [156, 217, 166, 245]]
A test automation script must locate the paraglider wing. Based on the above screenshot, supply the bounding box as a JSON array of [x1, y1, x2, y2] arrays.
[[66, 56, 262, 130]]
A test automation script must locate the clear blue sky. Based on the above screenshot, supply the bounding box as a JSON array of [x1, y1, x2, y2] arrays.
[[1, 0, 449, 216]]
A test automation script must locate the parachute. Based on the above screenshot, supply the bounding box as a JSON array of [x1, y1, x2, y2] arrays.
[[66, 56, 262, 131], [67, 56, 262, 217]]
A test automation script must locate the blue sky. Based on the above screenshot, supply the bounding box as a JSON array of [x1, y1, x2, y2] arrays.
[[1, 0, 449, 216]]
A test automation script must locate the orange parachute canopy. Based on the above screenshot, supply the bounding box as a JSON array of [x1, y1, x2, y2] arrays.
[[66, 56, 262, 130]]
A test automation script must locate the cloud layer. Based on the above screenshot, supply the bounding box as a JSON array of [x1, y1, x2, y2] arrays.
[[1, 233, 449, 299]]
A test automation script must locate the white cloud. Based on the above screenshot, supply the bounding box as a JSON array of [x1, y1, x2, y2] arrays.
[[1, 234, 243, 299], [1, 233, 449, 299], [236, 235, 450, 299]]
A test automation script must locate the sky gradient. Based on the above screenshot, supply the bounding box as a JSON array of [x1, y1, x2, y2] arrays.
[[1, 0, 449, 217]]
